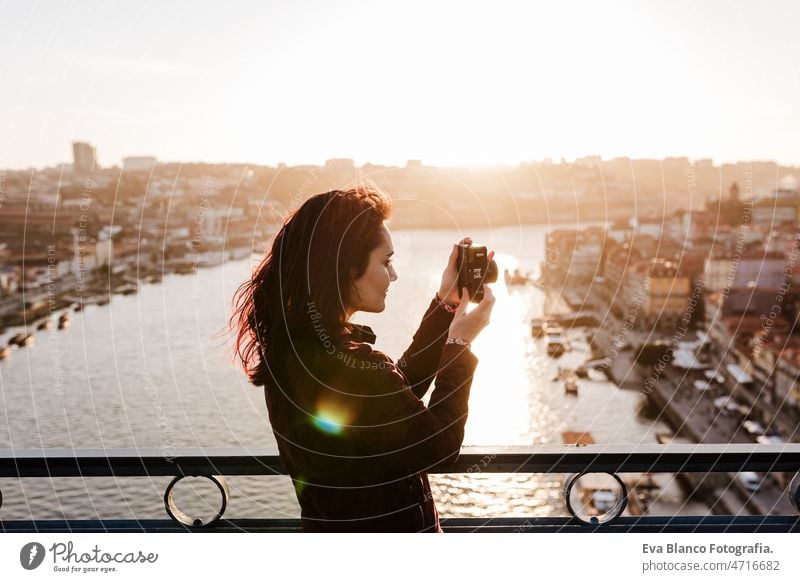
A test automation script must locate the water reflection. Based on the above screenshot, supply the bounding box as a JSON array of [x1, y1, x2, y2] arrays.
[[468, 259, 543, 445]]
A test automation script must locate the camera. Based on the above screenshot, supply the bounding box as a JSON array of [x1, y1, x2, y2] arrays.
[[457, 243, 498, 303]]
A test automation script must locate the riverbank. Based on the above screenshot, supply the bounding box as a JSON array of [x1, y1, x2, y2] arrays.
[[0, 246, 255, 333], [586, 304, 796, 516], [646, 367, 796, 515]]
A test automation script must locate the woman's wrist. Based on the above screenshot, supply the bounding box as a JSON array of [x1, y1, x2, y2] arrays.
[[445, 336, 471, 349], [435, 291, 459, 313]]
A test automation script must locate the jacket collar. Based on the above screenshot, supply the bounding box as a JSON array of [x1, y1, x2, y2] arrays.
[[348, 323, 376, 344]]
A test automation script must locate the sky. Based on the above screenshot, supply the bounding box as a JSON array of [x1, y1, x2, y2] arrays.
[[1, 0, 799, 169]]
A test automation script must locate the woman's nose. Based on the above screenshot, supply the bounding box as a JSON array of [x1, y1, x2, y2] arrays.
[[390, 266, 398, 282]]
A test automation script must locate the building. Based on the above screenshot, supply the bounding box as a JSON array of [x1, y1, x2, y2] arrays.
[[631, 216, 662, 239], [632, 258, 692, 330], [0, 193, 80, 235], [324, 159, 354, 169], [703, 250, 787, 292], [123, 156, 157, 173], [0, 264, 20, 297], [751, 197, 798, 227], [72, 142, 97, 174], [775, 351, 800, 417], [749, 332, 800, 406], [680, 209, 716, 242]]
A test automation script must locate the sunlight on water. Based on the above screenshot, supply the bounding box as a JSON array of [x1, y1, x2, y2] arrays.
[[467, 254, 537, 445]]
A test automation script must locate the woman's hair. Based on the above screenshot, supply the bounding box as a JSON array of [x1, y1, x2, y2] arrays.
[[230, 187, 392, 386]]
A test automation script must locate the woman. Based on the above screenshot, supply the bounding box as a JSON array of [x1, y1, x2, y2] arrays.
[[231, 187, 495, 532]]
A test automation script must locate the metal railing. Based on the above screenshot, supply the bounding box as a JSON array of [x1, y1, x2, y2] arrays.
[[1, 444, 799, 533]]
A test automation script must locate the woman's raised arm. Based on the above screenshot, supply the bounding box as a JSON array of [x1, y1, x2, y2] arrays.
[[395, 295, 456, 399], [331, 343, 478, 476]]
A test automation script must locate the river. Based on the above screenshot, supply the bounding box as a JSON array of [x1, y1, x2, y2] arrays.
[[0, 224, 706, 522]]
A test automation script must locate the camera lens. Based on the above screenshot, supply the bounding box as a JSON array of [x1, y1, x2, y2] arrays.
[[486, 258, 498, 284]]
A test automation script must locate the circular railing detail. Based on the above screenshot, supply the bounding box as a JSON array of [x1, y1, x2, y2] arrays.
[[564, 472, 628, 525], [790, 472, 800, 514], [164, 475, 229, 528]]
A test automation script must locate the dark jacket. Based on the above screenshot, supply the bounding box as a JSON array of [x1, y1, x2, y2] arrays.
[[263, 296, 479, 532]]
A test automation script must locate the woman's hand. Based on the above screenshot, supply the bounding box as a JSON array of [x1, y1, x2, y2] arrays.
[[437, 237, 495, 306], [448, 285, 495, 345]]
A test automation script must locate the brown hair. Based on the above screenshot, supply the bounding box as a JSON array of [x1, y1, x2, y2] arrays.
[[230, 187, 392, 386]]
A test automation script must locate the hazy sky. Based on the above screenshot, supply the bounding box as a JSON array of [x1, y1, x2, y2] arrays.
[[1, 0, 799, 169]]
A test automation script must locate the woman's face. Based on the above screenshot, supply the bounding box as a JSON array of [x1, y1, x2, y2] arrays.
[[348, 223, 398, 315]]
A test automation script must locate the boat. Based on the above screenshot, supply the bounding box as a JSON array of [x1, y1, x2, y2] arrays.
[[556, 310, 600, 328], [36, 318, 52, 331], [562, 431, 595, 445], [113, 283, 138, 295], [504, 268, 532, 286], [571, 473, 621, 519], [9, 333, 34, 347], [574, 366, 589, 379], [531, 316, 559, 338], [564, 375, 579, 395], [554, 365, 591, 382], [173, 264, 195, 275], [656, 432, 674, 445], [583, 357, 612, 370], [547, 338, 567, 358], [58, 313, 70, 329], [587, 489, 617, 513], [0, 346, 10, 360], [195, 252, 225, 267], [546, 326, 567, 357], [625, 474, 660, 515], [228, 247, 253, 260]]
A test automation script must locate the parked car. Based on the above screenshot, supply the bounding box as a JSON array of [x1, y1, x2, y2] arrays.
[[756, 434, 786, 445], [742, 420, 765, 436], [736, 471, 763, 492]]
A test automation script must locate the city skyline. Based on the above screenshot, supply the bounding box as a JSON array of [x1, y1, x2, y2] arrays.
[[2, 1, 799, 169], [10, 144, 800, 173]]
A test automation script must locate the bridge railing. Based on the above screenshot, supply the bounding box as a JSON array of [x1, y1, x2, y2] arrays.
[[1, 444, 799, 532]]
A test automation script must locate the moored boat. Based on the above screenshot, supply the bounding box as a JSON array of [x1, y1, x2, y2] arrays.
[[656, 432, 674, 445], [113, 283, 138, 295], [531, 316, 557, 338], [546, 326, 567, 357], [564, 375, 579, 395], [504, 268, 532, 286], [9, 333, 35, 347]]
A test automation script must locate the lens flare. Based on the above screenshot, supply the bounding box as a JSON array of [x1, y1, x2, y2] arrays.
[[311, 403, 350, 435]]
